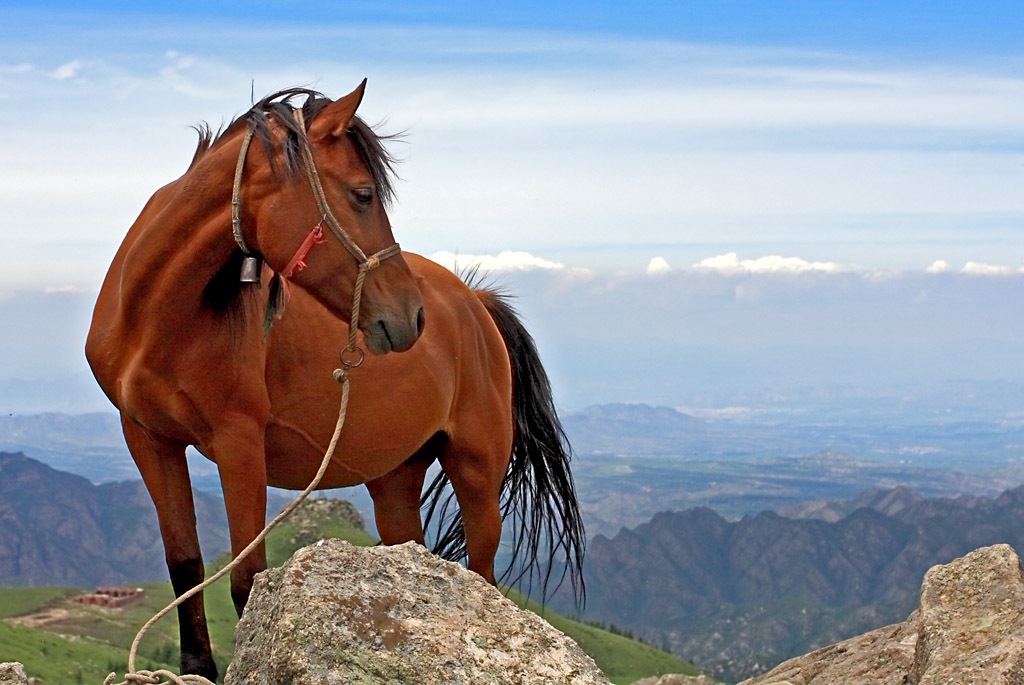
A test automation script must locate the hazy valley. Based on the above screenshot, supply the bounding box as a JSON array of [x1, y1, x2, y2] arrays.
[[2, 384, 1023, 682], [5, 379, 1023, 536]]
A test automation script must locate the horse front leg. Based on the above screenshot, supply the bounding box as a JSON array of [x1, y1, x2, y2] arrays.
[[210, 419, 269, 616], [121, 418, 218, 681]]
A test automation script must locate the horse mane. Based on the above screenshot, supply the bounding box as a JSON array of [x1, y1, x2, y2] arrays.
[[192, 88, 400, 329], [189, 87, 399, 207]]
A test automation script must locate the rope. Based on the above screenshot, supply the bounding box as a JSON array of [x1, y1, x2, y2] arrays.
[[106, 234, 384, 685], [106, 103, 401, 684], [104, 369, 353, 685], [293, 109, 402, 271]]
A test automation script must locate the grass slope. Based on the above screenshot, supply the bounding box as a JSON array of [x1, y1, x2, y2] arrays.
[[0, 620, 138, 685], [0, 587, 78, 619], [1, 498, 703, 684], [508, 588, 700, 684]]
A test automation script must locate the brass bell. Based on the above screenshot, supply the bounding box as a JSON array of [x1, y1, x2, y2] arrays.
[[240, 255, 262, 283]]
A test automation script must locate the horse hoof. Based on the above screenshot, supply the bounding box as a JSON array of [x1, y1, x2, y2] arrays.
[[182, 654, 218, 682]]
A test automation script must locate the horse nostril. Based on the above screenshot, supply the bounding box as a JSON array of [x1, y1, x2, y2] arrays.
[[416, 307, 426, 337]]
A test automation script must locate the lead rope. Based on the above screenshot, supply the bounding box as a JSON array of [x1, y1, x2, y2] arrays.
[[103, 107, 396, 685], [103, 360, 357, 685]]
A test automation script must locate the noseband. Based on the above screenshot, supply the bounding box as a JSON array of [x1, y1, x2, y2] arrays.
[[230, 108, 402, 366]]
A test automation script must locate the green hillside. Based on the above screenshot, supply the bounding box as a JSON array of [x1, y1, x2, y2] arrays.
[[508, 588, 701, 684], [1, 497, 702, 685]]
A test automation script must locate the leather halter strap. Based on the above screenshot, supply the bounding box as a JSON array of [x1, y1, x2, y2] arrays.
[[229, 109, 402, 274], [293, 109, 402, 269], [231, 126, 257, 257], [229, 107, 404, 364]]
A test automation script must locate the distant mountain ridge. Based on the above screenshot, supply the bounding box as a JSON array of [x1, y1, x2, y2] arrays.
[[568, 403, 708, 430], [0, 451, 230, 587], [0, 412, 141, 483], [551, 483, 1024, 683], [777, 484, 928, 522], [563, 403, 709, 455]]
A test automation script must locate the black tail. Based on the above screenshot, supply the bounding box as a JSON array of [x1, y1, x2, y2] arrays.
[[421, 286, 585, 606]]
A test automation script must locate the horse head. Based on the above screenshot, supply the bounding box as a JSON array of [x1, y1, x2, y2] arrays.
[[242, 82, 425, 354]]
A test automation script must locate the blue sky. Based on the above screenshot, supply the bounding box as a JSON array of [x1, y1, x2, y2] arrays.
[[7, 1, 1024, 54], [3, 0, 1024, 286], [1, 2, 1022, 413]]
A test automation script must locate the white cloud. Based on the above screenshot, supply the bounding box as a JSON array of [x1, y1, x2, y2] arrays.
[[961, 261, 1015, 276], [0, 63, 33, 75], [694, 252, 847, 275], [43, 285, 87, 294], [162, 51, 197, 72], [897, 446, 943, 456], [428, 250, 565, 273], [51, 60, 82, 80], [646, 257, 671, 275], [927, 260, 951, 273]]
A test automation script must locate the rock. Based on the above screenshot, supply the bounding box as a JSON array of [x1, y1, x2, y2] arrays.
[[0, 663, 27, 685], [910, 543, 1024, 684], [630, 674, 718, 685], [284, 498, 367, 550], [225, 539, 610, 684], [739, 544, 1024, 685]]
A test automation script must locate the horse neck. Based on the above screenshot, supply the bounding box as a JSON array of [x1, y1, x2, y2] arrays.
[[119, 133, 258, 328]]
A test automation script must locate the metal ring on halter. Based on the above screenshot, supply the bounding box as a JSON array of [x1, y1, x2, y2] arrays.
[[340, 346, 365, 368]]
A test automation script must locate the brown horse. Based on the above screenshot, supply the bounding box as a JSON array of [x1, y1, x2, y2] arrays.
[[86, 85, 584, 680]]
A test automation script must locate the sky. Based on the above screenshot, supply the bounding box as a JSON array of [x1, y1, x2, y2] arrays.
[[0, 1, 1022, 414]]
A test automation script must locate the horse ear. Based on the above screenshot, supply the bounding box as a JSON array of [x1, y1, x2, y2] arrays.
[[309, 79, 367, 141]]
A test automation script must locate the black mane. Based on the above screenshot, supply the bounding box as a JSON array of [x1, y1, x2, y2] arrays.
[[190, 87, 398, 206], [195, 88, 400, 329]]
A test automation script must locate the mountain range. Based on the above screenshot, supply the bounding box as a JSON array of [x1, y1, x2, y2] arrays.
[[7, 405, 1024, 683], [0, 451, 230, 587], [5, 406, 1024, 541], [550, 484, 1024, 683]]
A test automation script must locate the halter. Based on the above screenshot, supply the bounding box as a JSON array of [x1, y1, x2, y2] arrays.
[[230, 108, 402, 365]]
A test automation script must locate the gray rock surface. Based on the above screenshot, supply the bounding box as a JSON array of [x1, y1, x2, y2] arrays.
[[739, 543, 1024, 685], [630, 674, 718, 685], [0, 663, 27, 685], [224, 539, 610, 684]]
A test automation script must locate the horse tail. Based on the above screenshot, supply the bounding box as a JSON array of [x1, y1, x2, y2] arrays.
[[421, 284, 585, 606]]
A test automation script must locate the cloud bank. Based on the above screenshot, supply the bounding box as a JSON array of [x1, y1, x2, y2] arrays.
[[2, 250, 1022, 412], [428, 250, 566, 272], [694, 253, 848, 275]]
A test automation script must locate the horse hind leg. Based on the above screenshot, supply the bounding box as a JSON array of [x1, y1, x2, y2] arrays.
[[437, 432, 512, 586], [121, 418, 217, 682], [365, 433, 445, 546]]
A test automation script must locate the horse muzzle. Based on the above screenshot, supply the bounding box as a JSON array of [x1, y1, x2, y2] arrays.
[[363, 302, 426, 354]]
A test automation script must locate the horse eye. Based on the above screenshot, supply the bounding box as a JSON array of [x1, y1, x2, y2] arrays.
[[353, 188, 373, 205]]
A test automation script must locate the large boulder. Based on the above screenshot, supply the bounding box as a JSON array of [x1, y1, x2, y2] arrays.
[[225, 539, 609, 684], [739, 544, 1024, 685]]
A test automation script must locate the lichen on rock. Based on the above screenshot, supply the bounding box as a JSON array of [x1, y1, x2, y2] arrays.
[[224, 539, 609, 684]]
